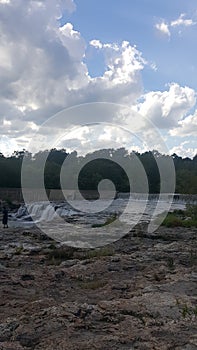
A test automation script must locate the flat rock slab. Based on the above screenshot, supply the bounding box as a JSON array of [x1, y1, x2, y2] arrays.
[[0, 225, 196, 349]]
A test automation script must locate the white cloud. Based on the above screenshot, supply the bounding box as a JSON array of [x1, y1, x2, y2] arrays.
[[3, 119, 11, 126], [137, 83, 196, 129], [170, 141, 196, 159], [155, 13, 196, 38], [62, 0, 76, 14], [89, 39, 145, 87], [0, 135, 18, 156], [58, 124, 150, 156], [171, 13, 196, 28], [155, 22, 171, 37], [170, 110, 197, 137], [0, 0, 147, 154], [107, 41, 145, 82], [0, 1, 196, 159], [150, 62, 157, 71], [89, 39, 103, 49], [59, 22, 86, 60]]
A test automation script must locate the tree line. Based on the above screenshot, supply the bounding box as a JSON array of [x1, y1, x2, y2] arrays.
[[0, 148, 196, 194]]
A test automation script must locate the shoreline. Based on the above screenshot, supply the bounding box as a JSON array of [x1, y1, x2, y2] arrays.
[[0, 224, 197, 349]]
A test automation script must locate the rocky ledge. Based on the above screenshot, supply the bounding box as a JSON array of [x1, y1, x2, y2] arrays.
[[0, 224, 197, 350]]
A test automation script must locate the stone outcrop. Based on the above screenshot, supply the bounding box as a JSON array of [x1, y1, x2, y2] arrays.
[[0, 225, 196, 349]]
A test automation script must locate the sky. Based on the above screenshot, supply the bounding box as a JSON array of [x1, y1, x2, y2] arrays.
[[0, 0, 197, 158]]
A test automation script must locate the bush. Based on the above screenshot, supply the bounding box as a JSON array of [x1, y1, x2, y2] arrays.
[[161, 205, 197, 228], [185, 204, 197, 220], [46, 245, 114, 265], [85, 246, 114, 259], [47, 246, 76, 265], [162, 214, 183, 227]]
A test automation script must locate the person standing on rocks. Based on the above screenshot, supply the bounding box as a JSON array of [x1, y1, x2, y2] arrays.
[[2, 207, 8, 228]]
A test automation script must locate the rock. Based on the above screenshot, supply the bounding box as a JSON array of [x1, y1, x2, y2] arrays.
[[110, 255, 121, 262], [0, 341, 24, 349], [0, 320, 19, 342], [0, 262, 6, 270], [16, 332, 40, 348], [107, 264, 121, 272], [20, 274, 35, 281], [60, 259, 80, 267], [0, 225, 196, 349], [175, 345, 197, 350]]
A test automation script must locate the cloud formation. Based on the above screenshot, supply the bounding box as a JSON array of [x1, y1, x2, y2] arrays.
[[137, 83, 196, 129], [0, 1, 196, 158], [0, 0, 146, 148], [155, 22, 171, 37], [170, 141, 197, 159], [170, 111, 197, 137], [155, 13, 196, 37], [171, 13, 196, 28]]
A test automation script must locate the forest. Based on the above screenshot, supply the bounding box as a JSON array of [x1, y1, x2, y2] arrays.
[[0, 148, 196, 194]]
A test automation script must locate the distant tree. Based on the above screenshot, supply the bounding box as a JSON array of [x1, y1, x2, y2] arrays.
[[0, 149, 196, 194]]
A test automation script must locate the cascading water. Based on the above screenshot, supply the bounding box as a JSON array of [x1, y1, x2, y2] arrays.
[[10, 193, 193, 228], [7, 195, 195, 248]]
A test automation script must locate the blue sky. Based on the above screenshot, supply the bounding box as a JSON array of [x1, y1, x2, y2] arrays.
[[0, 0, 196, 158], [65, 0, 197, 90]]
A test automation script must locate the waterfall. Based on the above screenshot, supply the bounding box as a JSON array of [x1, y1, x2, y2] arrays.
[[26, 202, 58, 222], [14, 201, 80, 223], [11, 195, 195, 228]]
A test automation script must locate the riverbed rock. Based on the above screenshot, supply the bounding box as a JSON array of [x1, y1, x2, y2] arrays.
[[0, 225, 196, 349]]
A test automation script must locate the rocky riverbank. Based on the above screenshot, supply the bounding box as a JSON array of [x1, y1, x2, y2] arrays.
[[0, 224, 197, 349]]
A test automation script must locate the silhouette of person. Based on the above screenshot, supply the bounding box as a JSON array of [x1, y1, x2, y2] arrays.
[[2, 207, 8, 228]]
